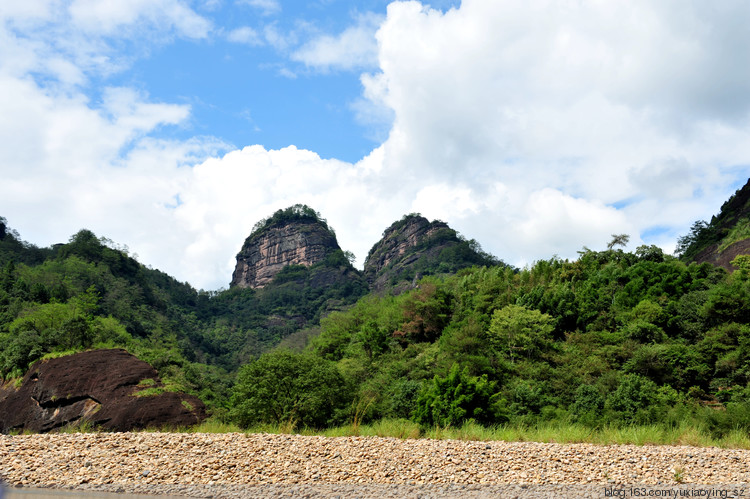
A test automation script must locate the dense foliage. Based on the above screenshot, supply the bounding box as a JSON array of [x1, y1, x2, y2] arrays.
[[4, 209, 750, 437], [270, 244, 750, 435], [246, 204, 335, 241], [230, 350, 350, 428], [0, 218, 366, 417]]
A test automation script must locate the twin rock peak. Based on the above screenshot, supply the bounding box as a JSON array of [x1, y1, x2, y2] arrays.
[[230, 204, 494, 292]]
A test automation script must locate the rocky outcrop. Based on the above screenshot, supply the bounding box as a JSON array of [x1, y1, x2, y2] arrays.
[[364, 214, 493, 292], [0, 349, 206, 433], [688, 178, 750, 271], [231, 219, 340, 289], [365, 215, 449, 279], [694, 239, 750, 272]]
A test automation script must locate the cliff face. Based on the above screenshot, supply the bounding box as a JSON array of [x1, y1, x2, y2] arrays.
[[231, 220, 340, 289], [364, 214, 494, 292], [231, 207, 497, 296], [684, 178, 750, 272], [365, 215, 448, 280]]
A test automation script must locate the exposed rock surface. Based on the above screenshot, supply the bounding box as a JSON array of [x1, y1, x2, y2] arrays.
[[689, 178, 750, 271], [364, 215, 492, 292], [0, 349, 206, 433], [694, 239, 750, 272], [231, 220, 340, 289]]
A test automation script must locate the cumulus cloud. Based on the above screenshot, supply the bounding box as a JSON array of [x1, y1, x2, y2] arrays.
[[356, 0, 750, 262], [3, 0, 750, 290], [0, 0, 224, 280]]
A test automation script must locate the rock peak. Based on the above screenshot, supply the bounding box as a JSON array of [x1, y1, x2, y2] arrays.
[[231, 205, 341, 289], [363, 213, 499, 292]]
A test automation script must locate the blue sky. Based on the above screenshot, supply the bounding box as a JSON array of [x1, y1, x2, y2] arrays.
[[103, 0, 459, 162], [1, 1, 749, 290]]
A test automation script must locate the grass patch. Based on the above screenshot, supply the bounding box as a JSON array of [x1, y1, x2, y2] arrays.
[[15, 414, 750, 449], [185, 419, 244, 433], [719, 217, 750, 252], [40, 348, 83, 361], [57, 418, 98, 434], [131, 387, 165, 397], [137, 378, 156, 387]]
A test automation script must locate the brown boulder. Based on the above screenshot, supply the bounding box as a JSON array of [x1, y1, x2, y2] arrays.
[[0, 349, 206, 433]]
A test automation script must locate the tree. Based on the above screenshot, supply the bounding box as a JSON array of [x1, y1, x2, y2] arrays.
[[343, 250, 356, 265], [607, 234, 630, 251], [732, 255, 750, 274], [487, 304, 555, 363], [413, 364, 505, 428], [675, 220, 709, 257], [230, 350, 351, 429], [604, 374, 660, 424]]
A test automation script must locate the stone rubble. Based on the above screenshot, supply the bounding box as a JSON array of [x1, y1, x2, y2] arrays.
[[1, 432, 749, 498]]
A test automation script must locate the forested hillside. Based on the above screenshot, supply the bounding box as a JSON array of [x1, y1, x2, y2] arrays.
[[0, 211, 367, 415], [3, 194, 750, 437], [232, 243, 750, 437]]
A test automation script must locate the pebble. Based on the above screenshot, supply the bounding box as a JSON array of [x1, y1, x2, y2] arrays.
[[1, 432, 749, 498]]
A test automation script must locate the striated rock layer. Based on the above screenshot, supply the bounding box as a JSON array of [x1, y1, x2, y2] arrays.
[[231, 220, 340, 289], [364, 214, 474, 292], [365, 215, 450, 278], [0, 349, 206, 433]]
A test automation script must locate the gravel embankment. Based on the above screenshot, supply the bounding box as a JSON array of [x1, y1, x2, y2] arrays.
[[2, 432, 749, 498]]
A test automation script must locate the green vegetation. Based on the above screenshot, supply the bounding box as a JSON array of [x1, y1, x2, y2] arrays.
[[247, 204, 334, 241], [366, 214, 506, 286], [4, 200, 750, 446], [676, 181, 750, 260], [162, 417, 750, 449], [132, 387, 165, 397], [0, 214, 366, 422], [231, 244, 750, 439]]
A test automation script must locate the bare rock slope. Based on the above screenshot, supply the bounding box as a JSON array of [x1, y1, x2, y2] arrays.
[[364, 214, 498, 292], [685, 177, 750, 271], [0, 349, 206, 433], [231, 212, 340, 289]]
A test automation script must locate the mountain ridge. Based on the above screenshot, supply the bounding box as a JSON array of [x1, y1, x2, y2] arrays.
[[677, 178, 750, 270]]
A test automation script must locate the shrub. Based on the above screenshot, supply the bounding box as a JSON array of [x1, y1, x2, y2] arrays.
[[413, 364, 505, 428], [230, 350, 351, 429]]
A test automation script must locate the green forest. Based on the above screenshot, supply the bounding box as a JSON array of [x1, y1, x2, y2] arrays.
[[2, 206, 750, 440]]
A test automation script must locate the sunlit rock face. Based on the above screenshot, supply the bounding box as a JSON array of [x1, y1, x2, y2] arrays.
[[231, 220, 340, 289], [364, 215, 458, 292]]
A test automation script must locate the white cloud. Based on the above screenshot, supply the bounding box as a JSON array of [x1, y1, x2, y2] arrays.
[[170, 145, 401, 286], [227, 26, 263, 45], [3, 0, 750, 291], [355, 0, 750, 262], [262, 23, 297, 51], [68, 0, 211, 39], [291, 13, 382, 71], [0, 72, 227, 268]]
